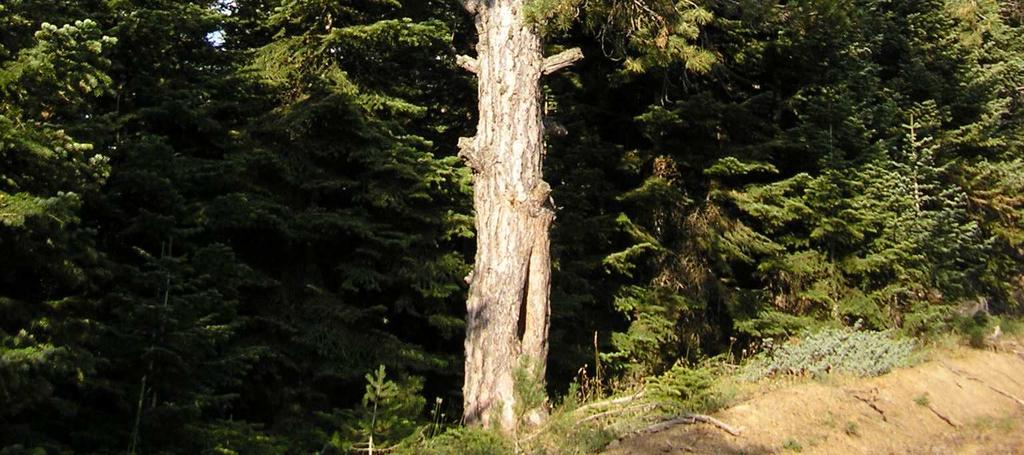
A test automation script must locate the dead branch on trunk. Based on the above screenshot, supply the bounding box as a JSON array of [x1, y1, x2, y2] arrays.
[[456, 55, 479, 74], [457, 136, 480, 172], [541, 48, 584, 75], [462, 0, 480, 14]]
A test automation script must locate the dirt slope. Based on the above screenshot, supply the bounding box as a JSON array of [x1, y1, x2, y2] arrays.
[[605, 347, 1024, 454]]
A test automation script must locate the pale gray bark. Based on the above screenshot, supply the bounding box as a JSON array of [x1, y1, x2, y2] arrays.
[[457, 0, 580, 432]]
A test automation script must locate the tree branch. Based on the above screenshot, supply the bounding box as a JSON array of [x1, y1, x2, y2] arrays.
[[542, 48, 584, 75], [576, 403, 656, 425], [635, 414, 743, 437], [526, 181, 553, 217], [571, 391, 646, 416], [462, 0, 480, 14], [456, 55, 479, 74], [458, 136, 481, 172]]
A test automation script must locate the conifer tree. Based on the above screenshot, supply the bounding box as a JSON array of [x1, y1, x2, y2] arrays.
[[573, 0, 1024, 368], [214, 0, 473, 448], [0, 13, 115, 451]]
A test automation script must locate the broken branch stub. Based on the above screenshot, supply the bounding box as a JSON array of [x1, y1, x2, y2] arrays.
[[542, 48, 584, 75], [457, 136, 481, 172], [456, 55, 479, 74]]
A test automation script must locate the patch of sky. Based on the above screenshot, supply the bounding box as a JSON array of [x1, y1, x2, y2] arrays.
[[206, 0, 234, 48]]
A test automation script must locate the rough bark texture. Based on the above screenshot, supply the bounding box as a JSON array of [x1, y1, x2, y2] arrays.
[[459, 0, 567, 432]]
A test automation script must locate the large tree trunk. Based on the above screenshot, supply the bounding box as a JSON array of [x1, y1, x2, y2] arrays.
[[457, 0, 580, 432]]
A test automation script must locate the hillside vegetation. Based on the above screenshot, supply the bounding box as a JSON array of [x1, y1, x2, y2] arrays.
[[608, 338, 1024, 454]]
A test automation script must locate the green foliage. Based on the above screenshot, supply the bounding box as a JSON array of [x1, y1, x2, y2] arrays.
[[2, 0, 471, 452], [582, 0, 715, 73], [187, 420, 290, 455], [743, 328, 915, 380], [520, 411, 617, 455], [1001, 317, 1024, 336], [330, 366, 426, 452], [959, 158, 1024, 312], [0, 16, 113, 228], [734, 311, 832, 339], [783, 438, 804, 452], [953, 311, 998, 348], [573, 0, 1024, 386], [0, 10, 116, 451], [403, 427, 511, 455], [644, 362, 717, 413], [843, 421, 860, 437], [524, 0, 583, 34], [2, 0, 1024, 452], [914, 393, 931, 407], [513, 357, 548, 423], [605, 286, 704, 377]]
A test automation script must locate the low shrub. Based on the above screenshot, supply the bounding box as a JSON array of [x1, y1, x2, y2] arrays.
[[743, 327, 915, 380], [956, 312, 994, 348], [401, 428, 511, 455], [644, 362, 719, 413]]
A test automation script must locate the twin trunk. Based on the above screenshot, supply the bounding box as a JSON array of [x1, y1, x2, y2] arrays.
[[459, 0, 579, 432]]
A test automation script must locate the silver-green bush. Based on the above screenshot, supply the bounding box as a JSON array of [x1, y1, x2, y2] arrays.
[[743, 328, 915, 380]]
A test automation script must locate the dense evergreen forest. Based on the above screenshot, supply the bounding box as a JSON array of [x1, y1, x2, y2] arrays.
[[2, 0, 1023, 452]]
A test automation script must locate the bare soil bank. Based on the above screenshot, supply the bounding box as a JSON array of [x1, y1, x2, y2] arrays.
[[606, 344, 1024, 454]]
